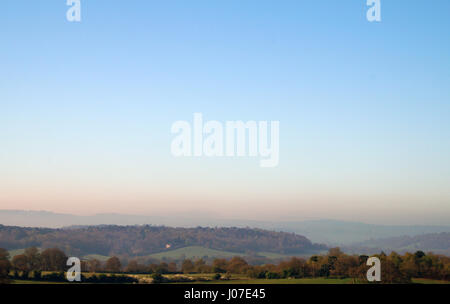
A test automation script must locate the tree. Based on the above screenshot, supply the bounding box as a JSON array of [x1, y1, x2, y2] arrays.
[[328, 247, 343, 257], [168, 262, 178, 273], [415, 251, 426, 260], [265, 271, 280, 279], [212, 259, 228, 273], [125, 260, 140, 273], [151, 273, 165, 284], [194, 258, 207, 273], [0, 248, 10, 260], [309, 256, 319, 277], [400, 252, 418, 278], [155, 262, 169, 274], [105, 256, 121, 273], [227, 257, 249, 274], [332, 255, 358, 278], [0, 248, 12, 284], [12, 254, 30, 274], [414, 251, 426, 276], [279, 257, 307, 278], [40, 248, 67, 271], [88, 259, 102, 273], [319, 263, 330, 277], [24, 247, 41, 271], [382, 258, 410, 283], [181, 259, 195, 273]]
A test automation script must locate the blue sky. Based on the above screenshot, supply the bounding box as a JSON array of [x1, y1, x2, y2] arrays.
[[1, 0, 449, 224]]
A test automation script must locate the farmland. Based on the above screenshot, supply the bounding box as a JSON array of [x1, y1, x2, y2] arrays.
[[10, 273, 450, 285]]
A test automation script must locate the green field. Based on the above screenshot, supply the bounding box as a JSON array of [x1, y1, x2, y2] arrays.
[[8, 277, 359, 284], [82, 254, 111, 262], [146, 246, 242, 259], [145, 246, 295, 260], [10, 274, 450, 284], [411, 278, 450, 284], [8, 246, 310, 261], [180, 277, 449, 284], [8, 248, 26, 258], [11, 280, 65, 284], [176, 277, 356, 284]]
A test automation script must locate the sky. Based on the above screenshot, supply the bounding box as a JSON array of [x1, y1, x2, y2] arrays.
[[1, 0, 449, 225]]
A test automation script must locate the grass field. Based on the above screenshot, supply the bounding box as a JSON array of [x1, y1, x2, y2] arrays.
[[8, 248, 26, 258], [82, 254, 110, 262], [411, 278, 450, 284], [146, 246, 240, 259], [6, 246, 291, 262], [11, 280, 65, 284], [8, 246, 312, 261], [145, 246, 295, 260], [10, 274, 450, 284], [9, 277, 359, 284], [178, 278, 357, 284], [184, 277, 450, 284]]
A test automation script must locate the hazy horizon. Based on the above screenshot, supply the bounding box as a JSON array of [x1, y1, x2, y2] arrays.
[[0, 208, 449, 227]]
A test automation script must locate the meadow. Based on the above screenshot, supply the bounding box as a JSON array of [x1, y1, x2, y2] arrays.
[[10, 272, 450, 285]]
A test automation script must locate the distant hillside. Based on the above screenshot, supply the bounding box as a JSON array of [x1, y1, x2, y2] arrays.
[[1, 210, 449, 245], [343, 232, 450, 255], [0, 224, 326, 258], [271, 220, 450, 245], [0, 210, 168, 228]]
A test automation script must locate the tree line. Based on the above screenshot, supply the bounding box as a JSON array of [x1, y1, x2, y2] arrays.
[[1, 247, 449, 283], [179, 248, 450, 283]]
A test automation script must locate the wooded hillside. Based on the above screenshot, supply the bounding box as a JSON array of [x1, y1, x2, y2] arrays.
[[0, 225, 327, 257]]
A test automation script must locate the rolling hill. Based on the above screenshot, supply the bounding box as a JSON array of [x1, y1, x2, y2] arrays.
[[1, 210, 449, 245], [0, 224, 326, 258], [343, 232, 450, 255]]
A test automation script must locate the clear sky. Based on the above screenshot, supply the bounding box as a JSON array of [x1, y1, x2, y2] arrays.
[[1, 0, 449, 225]]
